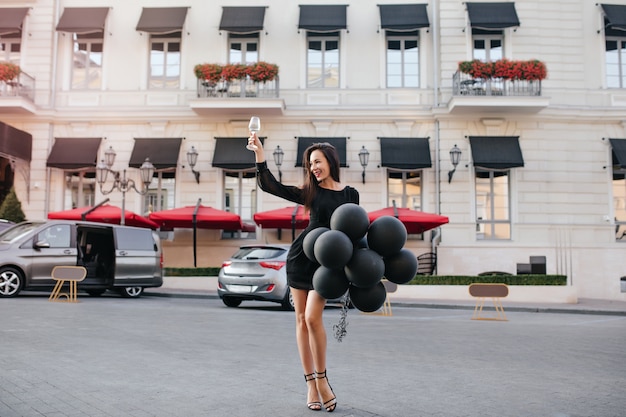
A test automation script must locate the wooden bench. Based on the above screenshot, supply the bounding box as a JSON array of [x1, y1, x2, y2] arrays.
[[49, 266, 87, 303], [468, 283, 508, 321]]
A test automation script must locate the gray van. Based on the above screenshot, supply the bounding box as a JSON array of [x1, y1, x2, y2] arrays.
[[0, 220, 163, 298]]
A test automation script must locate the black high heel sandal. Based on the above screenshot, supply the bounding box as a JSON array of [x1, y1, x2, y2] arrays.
[[304, 373, 322, 411], [316, 370, 337, 412]]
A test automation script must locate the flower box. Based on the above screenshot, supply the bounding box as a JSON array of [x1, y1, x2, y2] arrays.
[[0, 62, 20, 82], [194, 62, 279, 84], [458, 59, 547, 81]]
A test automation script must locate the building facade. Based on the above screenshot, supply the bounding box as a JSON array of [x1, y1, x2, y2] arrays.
[[1, 0, 625, 300]]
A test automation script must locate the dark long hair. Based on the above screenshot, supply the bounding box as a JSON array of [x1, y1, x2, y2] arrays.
[[302, 142, 341, 211]]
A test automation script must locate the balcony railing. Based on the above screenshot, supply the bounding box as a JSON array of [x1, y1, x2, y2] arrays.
[[452, 71, 542, 97], [196, 77, 279, 99], [0, 71, 35, 102]]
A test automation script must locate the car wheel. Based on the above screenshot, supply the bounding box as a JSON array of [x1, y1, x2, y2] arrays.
[[119, 287, 144, 298], [281, 288, 294, 311], [222, 297, 242, 307], [0, 267, 23, 297], [85, 289, 106, 297]]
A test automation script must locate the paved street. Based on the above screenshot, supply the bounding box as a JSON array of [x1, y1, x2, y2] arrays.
[[1, 293, 625, 417]]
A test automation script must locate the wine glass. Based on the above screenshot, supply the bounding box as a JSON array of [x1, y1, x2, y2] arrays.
[[246, 116, 261, 151]]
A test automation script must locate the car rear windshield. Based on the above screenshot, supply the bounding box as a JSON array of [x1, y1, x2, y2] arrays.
[[232, 247, 286, 260]]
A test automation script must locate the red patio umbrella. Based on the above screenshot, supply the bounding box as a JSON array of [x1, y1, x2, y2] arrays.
[[149, 200, 244, 267], [48, 204, 158, 229], [254, 205, 309, 241], [367, 207, 449, 234], [148, 205, 243, 231]]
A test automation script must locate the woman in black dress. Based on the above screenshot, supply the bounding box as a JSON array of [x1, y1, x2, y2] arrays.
[[248, 133, 359, 412]]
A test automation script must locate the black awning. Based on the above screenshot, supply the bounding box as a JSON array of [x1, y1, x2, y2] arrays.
[[47, 138, 101, 170], [136, 7, 188, 34], [602, 4, 626, 32], [466, 2, 520, 30], [380, 137, 431, 170], [219, 6, 266, 34], [0, 8, 29, 36], [469, 136, 524, 169], [56, 7, 109, 34], [212, 138, 263, 170], [295, 137, 347, 167], [378, 4, 429, 31], [298, 5, 347, 32], [0, 122, 31, 162], [610, 138, 626, 169], [129, 138, 182, 175]]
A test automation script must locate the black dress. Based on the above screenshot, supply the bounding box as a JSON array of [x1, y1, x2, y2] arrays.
[[256, 161, 360, 290]]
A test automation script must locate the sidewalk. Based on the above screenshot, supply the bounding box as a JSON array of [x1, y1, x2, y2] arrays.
[[144, 276, 626, 316]]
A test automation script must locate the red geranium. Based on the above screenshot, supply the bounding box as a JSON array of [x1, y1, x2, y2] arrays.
[[221, 64, 248, 82], [194, 64, 222, 83], [459, 59, 547, 81], [246, 62, 279, 83], [0, 62, 20, 82]]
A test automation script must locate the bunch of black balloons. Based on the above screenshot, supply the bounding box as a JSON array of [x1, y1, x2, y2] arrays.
[[303, 203, 418, 312]]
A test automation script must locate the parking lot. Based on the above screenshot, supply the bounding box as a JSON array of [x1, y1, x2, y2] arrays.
[[1, 293, 625, 417]]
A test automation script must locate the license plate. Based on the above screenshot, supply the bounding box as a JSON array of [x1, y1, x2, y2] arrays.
[[229, 285, 252, 293]]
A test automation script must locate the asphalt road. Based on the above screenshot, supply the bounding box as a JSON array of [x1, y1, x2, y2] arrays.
[[1, 293, 625, 417]]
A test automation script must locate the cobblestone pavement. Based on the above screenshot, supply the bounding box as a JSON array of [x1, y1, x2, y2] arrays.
[[1, 293, 625, 417]]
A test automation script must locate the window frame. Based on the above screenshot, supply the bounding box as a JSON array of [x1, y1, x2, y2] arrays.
[[228, 34, 259, 65], [222, 170, 257, 240], [148, 32, 181, 89], [475, 169, 511, 240], [385, 30, 419, 88], [387, 169, 424, 239], [605, 36, 626, 89], [71, 33, 103, 90], [306, 32, 340, 88], [472, 29, 504, 62]]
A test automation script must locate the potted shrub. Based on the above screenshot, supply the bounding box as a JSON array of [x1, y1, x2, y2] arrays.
[[246, 62, 279, 83]]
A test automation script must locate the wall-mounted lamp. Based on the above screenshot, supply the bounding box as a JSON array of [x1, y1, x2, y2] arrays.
[[448, 144, 462, 183], [186, 146, 200, 184], [273, 145, 284, 183], [358, 146, 370, 184], [96, 146, 155, 225]]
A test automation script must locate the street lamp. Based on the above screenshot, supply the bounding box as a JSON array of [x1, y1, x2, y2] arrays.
[[448, 144, 462, 183], [273, 145, 284, 183], [96, 146, 155, 225], [358, 146, 370, 184], [186, 145, 200, 183]]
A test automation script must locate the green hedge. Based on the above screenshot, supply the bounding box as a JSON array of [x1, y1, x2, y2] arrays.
[[408, 274, 566, 286], [163, 268, 566, 286]]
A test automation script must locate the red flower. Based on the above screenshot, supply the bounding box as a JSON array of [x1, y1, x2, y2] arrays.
[[0, 62, 20, 82], [194, 64, 222, 83], [221, 64, 247, 82], [246, 62, 279, 83], [459, 59, 547, 81]]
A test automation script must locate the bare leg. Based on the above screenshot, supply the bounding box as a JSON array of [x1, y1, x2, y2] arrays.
[[305, 290, 337, 411], [291, 287, 321, 410]]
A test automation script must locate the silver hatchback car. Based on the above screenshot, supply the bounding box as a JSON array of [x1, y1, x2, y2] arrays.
[[218, 244, 293, 310]]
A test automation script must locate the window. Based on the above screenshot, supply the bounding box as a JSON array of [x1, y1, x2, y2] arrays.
[[144, 176, 175, 215], [472, 29, 503, 61], [388, 170, 423, 239], [72, 33, 103, 90], [223, 171, 256, 239], [386, 31, 419, 88], [39, 224, 72, 248], [66, 175, 96, 208], [149, 32, 181, 89], [0, 34, 21, 64], [229, 34, 258, 64], [307, 33, 339, 88], [606, 36, 626, 88], [475, 170, 510, 240]]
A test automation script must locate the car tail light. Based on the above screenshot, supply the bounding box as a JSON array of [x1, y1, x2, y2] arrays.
[[222, 261, 232, 268], [259, 261, 286, 270], [160, 253, 164, 269]]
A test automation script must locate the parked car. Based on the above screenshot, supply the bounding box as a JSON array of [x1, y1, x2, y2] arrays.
[[0, 219, 15, 233], [0, 220, 163, 298], [218, 244, 349, 310]]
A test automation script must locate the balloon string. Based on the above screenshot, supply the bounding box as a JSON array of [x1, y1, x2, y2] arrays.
[[333, 294, 350, 342]]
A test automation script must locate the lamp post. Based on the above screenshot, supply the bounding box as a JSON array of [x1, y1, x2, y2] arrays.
[[187, 145, 200, 183], [358, 146, 370, 184], [96, 146, 155, 225], [273, 145, 284, 183], [448, 144, 462, 183]]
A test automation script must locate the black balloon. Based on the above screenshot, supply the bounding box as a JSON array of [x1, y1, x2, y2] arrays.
[[367, 216, 407, 258], [314, 230, 353, 269], [355, 235, 368, 249], [330, 203, 370, 242], [345, 248, 384, 288], [384, 248, 418, 284], [349, 281, 387, 313], [303, 227, 330, 263], [313, 266, 350, 300]]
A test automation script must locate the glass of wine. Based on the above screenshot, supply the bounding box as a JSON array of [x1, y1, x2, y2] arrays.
[[246, 116, 261, 151]]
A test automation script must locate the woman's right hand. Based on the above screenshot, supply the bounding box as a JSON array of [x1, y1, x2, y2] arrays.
[[249, 133, 265, 162]]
